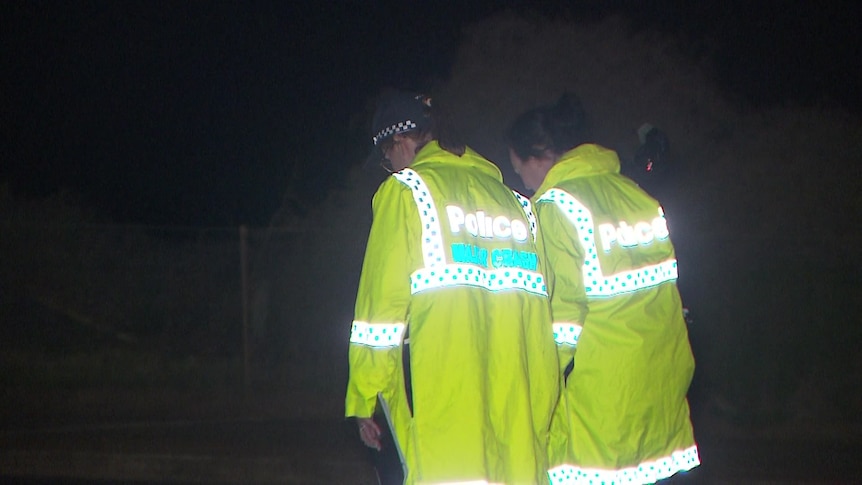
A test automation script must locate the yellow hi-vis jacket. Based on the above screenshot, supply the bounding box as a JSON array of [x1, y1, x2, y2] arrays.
[[346, 141, 559, 485], [533, 144, 699, 484]]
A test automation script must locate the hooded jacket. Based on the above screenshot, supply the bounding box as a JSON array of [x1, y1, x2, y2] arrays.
[[346, 141, 559, 484], [533, 144, 699, 484]]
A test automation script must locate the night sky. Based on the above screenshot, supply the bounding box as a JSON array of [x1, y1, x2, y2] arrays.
[[2, 1, 860, 226]]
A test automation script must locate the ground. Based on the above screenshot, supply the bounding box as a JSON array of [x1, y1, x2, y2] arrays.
[[1, 386, 861, 483]]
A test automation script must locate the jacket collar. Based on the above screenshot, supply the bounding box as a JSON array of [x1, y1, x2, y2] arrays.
[[534, 143, 621, 196], [410, 141, 503, 181]]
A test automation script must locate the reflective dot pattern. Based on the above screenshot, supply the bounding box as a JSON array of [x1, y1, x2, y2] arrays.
[[547, 445, 700, 484], [553, 323, 582, 346], [394, 169, 445, 268], [411, 263, 547, 296], [349, 321, 406, 348], [392, 169, 550, 299], [537, 188, 678, 297], [513, 190, 538, 242]]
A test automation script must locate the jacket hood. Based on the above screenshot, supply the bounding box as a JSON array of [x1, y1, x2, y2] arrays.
[[411, 141, 503, 182], [535, 144, 621, 197]]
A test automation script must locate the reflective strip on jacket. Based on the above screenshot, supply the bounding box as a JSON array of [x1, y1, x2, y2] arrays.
[[345, 141, 559, 485], [533, 144, 699, 484]]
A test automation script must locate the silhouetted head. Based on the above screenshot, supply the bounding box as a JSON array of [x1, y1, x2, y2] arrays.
[[506, 93, 586, 191], [368, 89, 465, 172]]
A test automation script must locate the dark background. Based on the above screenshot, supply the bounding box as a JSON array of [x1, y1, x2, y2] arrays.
[[2, 3, 862, 481], [3, 1, 860, 226]]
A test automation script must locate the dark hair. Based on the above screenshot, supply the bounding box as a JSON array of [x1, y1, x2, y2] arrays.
[[413, 97, 466, 157], [507, 93, 586, 161]]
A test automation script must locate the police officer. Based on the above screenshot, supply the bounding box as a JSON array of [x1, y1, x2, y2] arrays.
[[507, 94, 699, 484], [345, 90, 559, 484]]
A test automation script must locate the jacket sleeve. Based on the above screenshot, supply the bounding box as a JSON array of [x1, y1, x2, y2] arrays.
[[536, 201, 589, 373], [345, 178, 417, 418]]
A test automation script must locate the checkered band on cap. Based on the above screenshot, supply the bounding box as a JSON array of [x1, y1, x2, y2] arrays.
[[372, 120, 418, 146]]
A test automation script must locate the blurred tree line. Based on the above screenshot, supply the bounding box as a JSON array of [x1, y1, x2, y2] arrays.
[[0, 176, 375, 397], [0, 184, 241, 358]]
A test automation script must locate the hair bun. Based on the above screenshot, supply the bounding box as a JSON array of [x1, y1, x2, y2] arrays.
[[551, 93, 585, 129]]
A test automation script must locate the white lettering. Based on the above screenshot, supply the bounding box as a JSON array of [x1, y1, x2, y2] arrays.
[[635, 221, 653, 245], [599, 223, 616, 251], [618, 221, 637, 248], [510, 220, 528, 242], [465, 213, 479, 236], [475, 211, 494, 238], [446, 204, 528, 242], [652, 214, 669, 240], [447, 205, 465, 233], [493, 216, 511, 238], [599, 215, 671, 252], [483, 212, 493, 237]]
